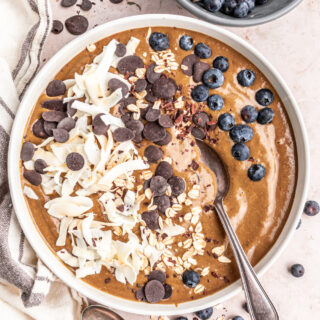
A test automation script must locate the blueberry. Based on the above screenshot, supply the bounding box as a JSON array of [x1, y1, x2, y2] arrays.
[[246, 0, 255, 10], [241, 105, 258, 123], [290, 264, 304, 278], [233, 2, 250, 18], [257, 107, 274, 124], [203, 0, 224, 12], [232, 317, 244, 320], [213, 56, 229, 72], [232, 143, 250, 161], [303, 200, 319, 216], [176, 318, 188, 320], [203, 68, 224, 89], [179, 35, 193, 51], [208, 94, 224, 111], [182, 270, 200, 288], [237, 69, 256, 87], [149, 32, 169, 51], [229, 124, 253, 143], [218, 113, 235, 131], [248, 164, 266, 181], [256, 89, 274, 106], [195, 43, 212, 59], [195, 307, 214, 320], [296, 219, 302, 230], [191, 85, 209, 102], [221, 0, 237, 15]]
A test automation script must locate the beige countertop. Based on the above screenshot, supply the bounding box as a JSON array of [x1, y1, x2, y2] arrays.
[[43, 1, 320, 319]]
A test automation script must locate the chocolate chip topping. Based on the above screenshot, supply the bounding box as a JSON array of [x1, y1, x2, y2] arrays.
[[115, 43, 126, 57], [193, 112, 210, 128], [148, 270, 166, 283], [155, 130, 171, 146], [135, 288, 146, 301], [150, 176, 168, 196], [152, 77, 177, 100], [65, 15, 88, 35], [57, 117, 76, 132], [168, 176, 186, 196], [145, 108, 161, 122], [117, 55, 144, 75], [43, 121, 57, 136], [125, 119, 144, 143], [121, 113, 132, 124], [119, 95, 136, 108], [52, 20, 64, 34], [46, 80, 66, 97], [141, 210, 160, 230], [42, 111, 67, 122], [34, 159, 48, 174], [153, 195, 170, 213], [134, 79, 147, 92], [41, 99, 65, 111], [78, 0, 92, 11], [52, 128, 69, 143], [146, 63, 161, 84], [143, 122, 166, 142], [23, 170, 42, 186], [143, 178, 151, 191], [145, 84, 158, 103], [20, 142, 34, 161], [92, 113, 109, 135], [67, 100, 77, 116], [61, 0, 77, 7], [144, 145, 163, 163], [193, 61, 210, 83], [144, 280, 165, 303], [163, 283, 173, 299], [191, 127, 206, 140], [113, 127, 135, 142], [108, 78, 129, 96], [181, 54, 200, 76], [158, 114, 173, 128], [110, 0, 124, 3], [32, 119, 48, 139], [66, 152, 85, 171], [155, 161, 173, 180]]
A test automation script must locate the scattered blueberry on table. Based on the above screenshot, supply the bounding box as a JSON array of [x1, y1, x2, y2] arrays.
[[290, 264, 305, 278], [232, 316, 244, 320], [303, 200, 319, 216], [195, 307, 214, 320]]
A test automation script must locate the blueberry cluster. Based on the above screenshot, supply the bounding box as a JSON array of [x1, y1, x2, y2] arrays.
[[193, 0, 269, 18]]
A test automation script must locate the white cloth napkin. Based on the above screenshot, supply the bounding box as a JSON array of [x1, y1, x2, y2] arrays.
[[0, 1, 84, 319]]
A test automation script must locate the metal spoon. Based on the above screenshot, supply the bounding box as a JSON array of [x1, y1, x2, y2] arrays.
[[196, 139, 279, 320], [81, 305, 124, 320]]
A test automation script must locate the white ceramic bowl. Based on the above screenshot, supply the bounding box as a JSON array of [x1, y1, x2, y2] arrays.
[[8, 14, 309, 316]]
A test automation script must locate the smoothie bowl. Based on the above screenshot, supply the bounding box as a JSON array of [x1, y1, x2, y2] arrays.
[[8, 15, 308, 315]]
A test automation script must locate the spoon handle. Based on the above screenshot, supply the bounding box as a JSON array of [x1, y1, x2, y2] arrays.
[[214, 200, 279, 320]]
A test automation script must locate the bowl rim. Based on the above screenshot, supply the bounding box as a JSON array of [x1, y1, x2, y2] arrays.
[[177, 0, 303, 27], [8, 14, 309, 316]]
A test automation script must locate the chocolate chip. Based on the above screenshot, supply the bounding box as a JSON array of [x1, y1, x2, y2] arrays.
[[146, 63, 161, 84], [108, 78, 129, 96], [119, 95, 136, 108], [117, 55, 144, 75], [23, 170, 42, 186], [155, 131, 171, 146], [150, 176, 168, 196], [41, 99, 65, 111], [57, 117, 76, 132], [52, 20, 64, 34], [46, 80, 66, 97], [148, 270, 166, 283], [78, 0, 92, 11], [53, 128, 69, 143], [66, 152, 85, 171], [115, 43, 126, 57], [181, 54, 200, 76], [67, 100, 77, 116], [135, 288, 146, 301], [92, 113, 109, 135], [143, 178, 151, 191], [42, 111, 66, 122], [113, 127, 134, 142], [153, 195, 170, 213], [32, 119, 48, 139], [193, 112, 210, 128], [163, 284, 173, 299], [135, 79, 147, 92], [158, 114, 173, 128], [168, 176, 185, 196], [65, 15, 88, 35], [191, 160, 199, 171], [125, 119, 144, 143], [144, 145, 163, 163], [152, 78, 177, 100], [121, 113, 133, 124], [145, 108, 161, 122], [43, 121, 57, 136], [61, 0, 77, 7], [20, 142, 34, 161], [144, 280, 165, 303], [140, 106, 150, 120], [155, 161, 173, 180], [34, 159, 48, 174], [141, 210, 160, 230], [143, 122, 166, 142], [191, 127, 206, 140], [110, 0, 123, 3], [145, 84, 158, 103], [193, 61, 210, 83]]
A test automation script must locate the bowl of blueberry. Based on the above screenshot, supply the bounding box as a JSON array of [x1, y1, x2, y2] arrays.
[[177, 0, 302, 27]]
